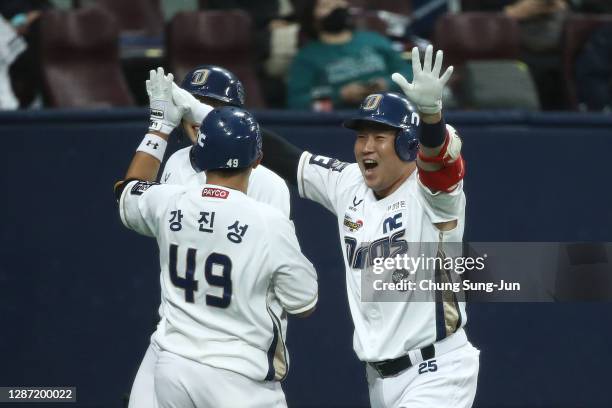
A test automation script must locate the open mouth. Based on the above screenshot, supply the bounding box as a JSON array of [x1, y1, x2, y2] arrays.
[[363, 159, 378, 172]]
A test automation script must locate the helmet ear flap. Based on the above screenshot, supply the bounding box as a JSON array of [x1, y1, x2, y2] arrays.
[[394, 128, 419, 162], [189, 145, 202, 172]]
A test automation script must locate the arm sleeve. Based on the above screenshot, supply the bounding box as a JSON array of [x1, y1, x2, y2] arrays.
[[118, 180, 182, 237], [260, 127, 303, 185], [287, 51, 317, 110], [297, 151, 358, 214], [417, 179, 466, 223], [269, 216, 318, 314]]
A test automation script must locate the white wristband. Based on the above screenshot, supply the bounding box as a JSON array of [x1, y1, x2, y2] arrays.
[[148, 119, 175, 135], [136, 134, 168, 162]]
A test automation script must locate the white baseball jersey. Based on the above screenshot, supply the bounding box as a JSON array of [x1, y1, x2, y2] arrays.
[[161, 146, 291, 218], [297, 151, 467, 362], [119, 180, 317, 381]]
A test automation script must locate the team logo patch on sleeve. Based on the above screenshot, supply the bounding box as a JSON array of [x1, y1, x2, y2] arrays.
[[131, 181, 159, 195], [202, 187, 229, 199], [309, 155, 349, 172], [343, 214, 364, 232]]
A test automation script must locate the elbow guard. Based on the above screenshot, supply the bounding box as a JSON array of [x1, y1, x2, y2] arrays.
[[417, 125, 465, 193]]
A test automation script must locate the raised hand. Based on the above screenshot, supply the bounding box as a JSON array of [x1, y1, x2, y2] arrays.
[[391, 45, 453, 114], [146, 67, 187, 135]]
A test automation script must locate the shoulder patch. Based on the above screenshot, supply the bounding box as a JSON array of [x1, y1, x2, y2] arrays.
[[309, 155, 349, 172], [131, 181, 159, 195]]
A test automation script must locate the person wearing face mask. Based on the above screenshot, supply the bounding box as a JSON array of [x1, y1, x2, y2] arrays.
[[287, 0, 412, 110]]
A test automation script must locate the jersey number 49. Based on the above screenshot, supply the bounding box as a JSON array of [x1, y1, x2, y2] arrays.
[[168, 244, 233, 308]]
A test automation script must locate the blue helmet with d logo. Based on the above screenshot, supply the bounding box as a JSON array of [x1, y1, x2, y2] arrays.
[[343, 92, 420, 162], [181, 65, 246, 107], [190, 107, 262, 172]]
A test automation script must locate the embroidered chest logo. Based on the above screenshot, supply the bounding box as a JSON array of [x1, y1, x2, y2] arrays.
[[383, 213, 403, 234], [349, 196, 364, 212]]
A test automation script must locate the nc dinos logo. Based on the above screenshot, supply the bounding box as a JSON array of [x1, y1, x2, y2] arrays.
[[362, 94, 383, 110], [191, 69, 211, 85]]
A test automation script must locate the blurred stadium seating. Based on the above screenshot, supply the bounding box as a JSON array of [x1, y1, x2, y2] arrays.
[[40, 6, 134, 107], [562, 13, 612, 110], [434, 12, 521, 68], [433, 12, 541, 109], [167, 10, 266, 108], [94, 0, 164, 35], [2, 1, 608, 110]]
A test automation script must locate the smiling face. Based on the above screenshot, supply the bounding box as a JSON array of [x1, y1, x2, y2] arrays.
[[353, 123, 416, 198]]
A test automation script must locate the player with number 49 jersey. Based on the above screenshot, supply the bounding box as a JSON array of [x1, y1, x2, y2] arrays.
[[119, 179, 316, 381], [116, 69, 317, 407]]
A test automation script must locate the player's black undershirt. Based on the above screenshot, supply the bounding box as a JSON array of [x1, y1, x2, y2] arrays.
[[260, 128, 303, 186]]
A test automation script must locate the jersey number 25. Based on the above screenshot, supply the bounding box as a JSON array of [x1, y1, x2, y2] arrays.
[[168, 244, 233, 308]]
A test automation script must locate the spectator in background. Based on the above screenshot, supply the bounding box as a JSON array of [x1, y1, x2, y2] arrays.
[[287, 0, 412, 110], [206, 0, 300, 107], [575, 23, 612, 112], [0, 0, 52, 108], [462, 0, 568, 110]]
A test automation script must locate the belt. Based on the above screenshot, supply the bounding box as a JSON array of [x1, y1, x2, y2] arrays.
[[369, 345, 435, 378], [368, 328, 467, 378]]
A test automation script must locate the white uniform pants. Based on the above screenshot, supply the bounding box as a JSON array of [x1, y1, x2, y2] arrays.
[[154, 350, 287, 408], [128, 342, 159, 408], [366, 334, 480, 408], [129, 343, 287, 408]]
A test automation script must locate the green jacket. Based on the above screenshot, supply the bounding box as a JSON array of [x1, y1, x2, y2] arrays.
[[287, 30, 413, 110]]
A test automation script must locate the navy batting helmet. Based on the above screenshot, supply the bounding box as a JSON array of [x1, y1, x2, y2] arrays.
[[190, 107, 262, 172], [344, 92, 419, 162], [180, 65, 246, 107]]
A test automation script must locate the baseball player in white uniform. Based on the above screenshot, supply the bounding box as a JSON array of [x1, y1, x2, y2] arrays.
[[119, 70, 316, 407], [129, 66, 292, 407], [240, 46, 479, 407]]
